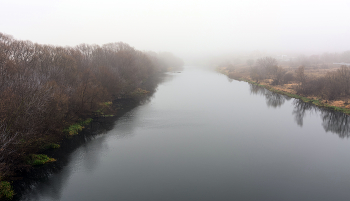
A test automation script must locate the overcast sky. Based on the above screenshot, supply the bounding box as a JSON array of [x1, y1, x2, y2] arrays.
[[1, 0, 350, 60]]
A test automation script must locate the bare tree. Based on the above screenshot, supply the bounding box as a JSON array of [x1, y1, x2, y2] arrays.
[[256, 57, 277, 70], [0, 32, 179, 179], [295, 66, 306, 84]]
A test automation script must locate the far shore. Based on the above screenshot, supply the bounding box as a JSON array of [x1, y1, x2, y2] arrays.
[[217, 66, 350, 115]]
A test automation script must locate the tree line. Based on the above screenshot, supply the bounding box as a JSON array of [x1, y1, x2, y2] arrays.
[[0, 32, 183, 181], [248, 57, 350, 100]]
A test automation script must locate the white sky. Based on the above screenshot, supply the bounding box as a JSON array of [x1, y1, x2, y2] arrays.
[[1, 0, 350, 60]]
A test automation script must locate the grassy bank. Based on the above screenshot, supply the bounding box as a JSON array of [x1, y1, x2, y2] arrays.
[[217, 67, 350, 115]]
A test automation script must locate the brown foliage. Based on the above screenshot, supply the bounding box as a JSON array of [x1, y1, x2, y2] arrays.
[[0, 32, 180, 177], [250, 57, 286, 85], [296, 65, 350, 100], [283, 72, 295, 84], [295, 66, 306, 84]]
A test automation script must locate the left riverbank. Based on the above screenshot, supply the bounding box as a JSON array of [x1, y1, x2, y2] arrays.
[[10, 74, 166, 201], [0, 32, 183, 200]]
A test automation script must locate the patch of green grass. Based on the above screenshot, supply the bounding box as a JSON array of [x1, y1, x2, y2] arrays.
[[102, 114, 114, 117], [130, 88, 150, 96], [42, 143, 60, 150], [27, 154, 56, 166], [103, 101, 112, 106], [95, 109, 104, 115], [95, 101, 113, 116], [81, 118, 93, 125], [63, 118, 93, 136], [64, 124, 84, 136], [0, 181, 14, 200]]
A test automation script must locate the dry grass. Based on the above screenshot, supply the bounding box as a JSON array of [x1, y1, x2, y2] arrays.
[[217, 64, 350, 113]]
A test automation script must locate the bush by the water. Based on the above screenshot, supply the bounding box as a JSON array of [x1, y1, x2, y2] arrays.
[[296, 65, 350, 100], [0, 181, 14, 200], [227, 56, 350, 102], [27, 154, 56, 166], [0, 32, 184, 188]]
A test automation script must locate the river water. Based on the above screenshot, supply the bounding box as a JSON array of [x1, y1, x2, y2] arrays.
[[18, 67, 350, 201]]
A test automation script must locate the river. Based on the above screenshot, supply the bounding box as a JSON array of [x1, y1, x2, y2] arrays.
[[16, 67, 350, 201]]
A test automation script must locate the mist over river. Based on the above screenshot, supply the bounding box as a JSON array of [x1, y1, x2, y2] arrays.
[[17, 67, 350, 201]]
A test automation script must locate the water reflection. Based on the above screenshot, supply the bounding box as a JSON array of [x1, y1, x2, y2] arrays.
[[249, 83, 350, 138], [321, 110, 350, 138], [12, 68, 350, 201], [249, 83, 266, 96], [249, 84, 288, 108], [292, 100, 350, 138], [265, 91, 288, 108], [292, 99, 318, 127]]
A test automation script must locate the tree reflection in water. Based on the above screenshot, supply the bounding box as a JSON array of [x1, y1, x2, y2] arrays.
[[293, 99, 350, 138], [249, 84, 288, 108], [265, 91, 288, 108], [321, 109, 350, 138], [249, 83, 350, 139], [292, 99, 318, 127], [249, 83, 266, 96]]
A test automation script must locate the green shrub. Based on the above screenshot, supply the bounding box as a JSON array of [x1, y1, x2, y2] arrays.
[[42, 143, 60, 150], [27, 154, 56, 166], [64, 118, 92, 136], [0, 181, 14, 200], [64, 124, 84, 136], [102, 114, 114, 117], [81, 118, 93, 125]]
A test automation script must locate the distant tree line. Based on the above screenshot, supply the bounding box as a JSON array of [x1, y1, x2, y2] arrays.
[[0, 33, 183, 179], [215, 50, 350, 71], [248, 57, 350, 100]]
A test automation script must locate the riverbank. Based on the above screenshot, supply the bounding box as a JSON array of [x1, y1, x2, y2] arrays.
[[10, 95, 148, 200], [4, 72, 168, 201], [217, 67, 350, 115], [0, 32, 185, 200], [14, 67, 350, 201]]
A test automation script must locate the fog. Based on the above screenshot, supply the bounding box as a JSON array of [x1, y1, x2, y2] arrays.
[[1, 0, 350, 63]]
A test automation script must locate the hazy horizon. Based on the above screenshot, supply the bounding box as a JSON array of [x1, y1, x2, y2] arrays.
[[1, 0, 350, 62]]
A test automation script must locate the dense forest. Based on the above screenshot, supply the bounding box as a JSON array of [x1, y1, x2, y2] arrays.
[[0, 32, 183, 198]]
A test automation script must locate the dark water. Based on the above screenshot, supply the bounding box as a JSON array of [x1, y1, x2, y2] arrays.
[[17, 67, 350, 201]]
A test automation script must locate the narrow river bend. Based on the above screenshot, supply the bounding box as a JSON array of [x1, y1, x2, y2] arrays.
[[18, 67, 350, 201]]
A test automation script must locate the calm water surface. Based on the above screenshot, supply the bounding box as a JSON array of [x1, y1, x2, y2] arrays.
[[19, 67, 350, 201]]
